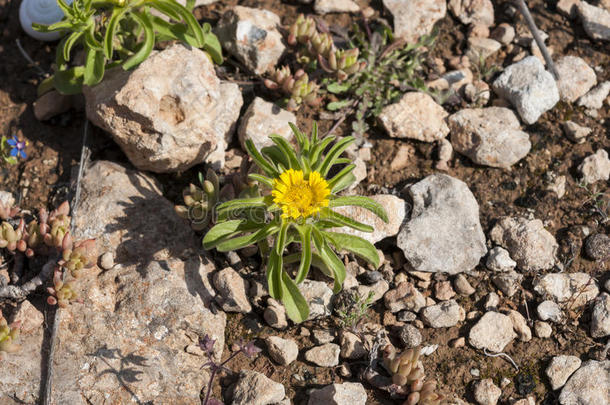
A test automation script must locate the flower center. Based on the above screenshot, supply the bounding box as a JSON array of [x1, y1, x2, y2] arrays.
[[272, 169, 330, 220]]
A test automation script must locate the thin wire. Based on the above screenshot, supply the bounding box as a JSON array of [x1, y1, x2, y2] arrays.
[[15, 39, 48, 77], [483, 348, 520, 371]]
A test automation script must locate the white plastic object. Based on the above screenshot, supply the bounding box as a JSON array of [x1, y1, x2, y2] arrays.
[[19, 0, 73, 41]]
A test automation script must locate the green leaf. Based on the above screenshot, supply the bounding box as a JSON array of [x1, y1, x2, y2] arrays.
[[326, 100, 352, 111], [215, 223, 279, 252], [62, 31, 84, 62], [202, 219, 260, 250], [294, 224, 313, 284], [322, 231, 380, 267], [326, 82, 351, 94], [248, 173, 273, 188], [203, 32, 223, 64], [320, 208, 374, 233], [261, 145, 290, 170], [148, 0, 181, 21], [316, 136, 355, 177], [53, 67, 85, 95], [83, 48, 105, 86], [216, 197, 267, 216], [328, 196, 389, 223], [312, 228, 345, 293], [245, 139, 279, 177], [281, 272, 309, 323], [149, 15, 199, 46], [270, 135, 301, 170], [327, 164, 355, 192], [32, 20, 73, 33], [152, 0, 204, 47], [267, 248, 282, 299], [122, 12, 155, 70], [309, 135, 336, 167], [104, 7, 128, 59], [331, 172, 356, 193], [289, 122, 306, 152]]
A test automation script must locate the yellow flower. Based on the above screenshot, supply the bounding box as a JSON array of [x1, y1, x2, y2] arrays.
[[272, 169, 330, 220]]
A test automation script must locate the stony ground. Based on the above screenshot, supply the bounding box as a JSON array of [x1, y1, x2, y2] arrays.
[[0, 0, 609, 404]]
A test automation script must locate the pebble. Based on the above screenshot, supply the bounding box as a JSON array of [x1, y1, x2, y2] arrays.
[[421, 300, 465, 328], [398, 324, 423, 348], [99, 252, 114, 270], [237, 97, 296, 151], [314, 0, 360, 14], [231, 370, 285, 405], [382, 0, 447, 43], [559, 360, 610, 404], [312, 329, 336, 345], [304, 343, 340, 367], [492, 56, 559, 124], [300, 280, 333, 320], [469, 311, 517, 353], [591, 293, 610, 338], [506, 309, 532, 342], [485, 292, 501, 310], [491, 23, 515, 45], [467, 37, 502, 61], [448, 0, 494, 27], [535, 321, 553, 338], [265, 336, 299, 366], [534, 272, 599, 307], [555, 56, 597, 102], [577, 2, 610, 41], [546, 355, 582, 390], [340, 332, 366, 359], [547, 174, 567, 198], [384, 281, 426, 313], [435, 280, 456, 300], [264, 299, 288, 329], [585, 234, 610, 261], [486, 247, 517, 272], [474, 379, 502, 405], [557, 0, 580, 18], [578, 149, 610, 185], [537, 300, 564, 323], [435, 138, 453, 171], [450, 337, 466, 348], [213, 267, 252, 313], [577, 81, 610, 109], [454, 274, 476, 296], [562, 121, 592, 143], [492, 271, 523, 297], [307, 382, 367, 405], [397, 311, 418, 322]]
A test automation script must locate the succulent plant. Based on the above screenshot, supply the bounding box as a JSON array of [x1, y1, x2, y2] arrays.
[[320, 48, 366, 81], [59, 237, 97, 278], [47, 266, 79, 308], [0, 314, 21, 354], [288, 14, 317, 46], [175, 169, 220, 231], [0, 200, 19, 220], [0, 221, 22, 251], [44, 201, 71, 249], [264, 66, 321, 110]]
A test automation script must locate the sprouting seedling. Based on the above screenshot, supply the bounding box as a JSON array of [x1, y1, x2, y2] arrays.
[[175, 169, 221, 231]]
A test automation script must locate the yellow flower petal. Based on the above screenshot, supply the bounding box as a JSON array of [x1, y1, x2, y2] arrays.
[[272, 169, 330, 220]]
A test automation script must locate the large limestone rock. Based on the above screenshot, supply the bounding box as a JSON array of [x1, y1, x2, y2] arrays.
[[237, 97, 296, 151], [383, 0, 447, 43], [397, 174, 487, 274], [555, 56, 597, 102], [533, 272, 599, 307], [84, 44, 242, 173], [559, 360, 610, 405]]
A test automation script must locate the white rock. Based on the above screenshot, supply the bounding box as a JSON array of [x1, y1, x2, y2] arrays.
[[578, 2, 610, 41], [98, 251, 114, 270], [563, 121, 592, 143], [558, 0, 580, 18], [492, 56, 559, 124], [546, 355, 582, 390], [535, 321, 553, 338], [467, 37, 502, 61], [308, 382, 367, 405], [555, 56, 597, 102], [10, 300, 43, 334], [314, 0, 360, 14], [469, 311, 517, 353], [486, 247, 517, 272], [383, 0, 446, 43], [264, 299, 288, 329], [448, 0, 494, 27], [332, 194, 407, 244], [305, 343, 341, 367], [300, 280, 333, 320], [490, 217, 558, 272], [420, 299, 465, 328], [591, 292, 610, 338], [534, 272, 599, 307], [84, 45, 242, 172], [265, 336, 299, 365], [559, 360, 610, 405], [491, 23, 515, 45], [578, 149, 610, 184], [340, 331, 366, 359], [0, 190, 15, 208], [231, 370, 285, 405], [454, 274, 476, 295], [474, 378, 502, 405], [378, 92, 450, 142], [448, 107, 531, 168], [237, 97, 296, 151], [384, 281, 426, 313], [485, 292, 501, 309], [492, 271, 523, 297], [505, 309, 532, 342], [577, 81, 610, 109], [216, 6, 285, 74], [537, 300, 564, 323], [213, 267, 252, 313]]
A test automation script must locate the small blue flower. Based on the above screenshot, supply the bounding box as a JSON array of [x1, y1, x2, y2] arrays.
[[6, 136, 27, 160]]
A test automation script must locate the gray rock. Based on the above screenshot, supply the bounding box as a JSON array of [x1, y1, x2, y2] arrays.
[[505, 309, 532, 342], [397, 311, 418, 322], [354, 279, 390, 304], [534, 273, 599, 307], [492, 56, 559, 124], [231, 370, 285, 405], [398, 324, 423, 348], [474, 378, 502, 405], [449, 107, 531, 168], [384, 281, 426, 313], [265, 336, 299, 366], [490, 217, 558, 272], [237, 97, 296, 151], [535, 321, 553, 338], [340, 332, 366, 359], [486, 247, 517, 272], [492, 271, 523, 297], [546, 355, 582, 390], [577, 81, 610, 109], [467, 37, 502, 61], [300, 280, 333, 320], [578, 2, 610, 41], [563, 121, 592, 143], [308, 382, 367, 405], [10, 300, 43, 334], [454, 274, 476, 295], [378, 92, 450, 142], [578, 149, 610, 184], [383, 0, 446, 43], [491, 23, 515, 45], [537, 300, 564, 323], [555, 56, 597, 102], [314, 0, 360, 14], [420, 299, 465, 328], [559, 360, 610, 405], [264, 298, 288, 329], [215, 7, 285, 74], [84, 44, 242, 172], [213, 267, 252, 313], [435, 280, 456, 300], [305, 343, 341, 367], [591, 293, 610, 338], [312, 329, 336, 345], [585, 233, 610, 260], [485, 292, 501, 310], [448, 0, 494, 27], [397, 174, 487, 274], [469, 311, 517, 353]]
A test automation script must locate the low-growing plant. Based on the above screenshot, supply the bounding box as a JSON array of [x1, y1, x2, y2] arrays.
[[202, 123, 388, 323], [33, 0, 222, 95], [335, 289, 375, 330], [0, 313, 21, 356]]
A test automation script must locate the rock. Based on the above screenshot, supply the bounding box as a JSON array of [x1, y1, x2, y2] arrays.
[[10, 300, 43, 334], [397, 310, 418, 322], [300, 280, 333, 320], [420, 299, 465, 328], [467, 37, 502, 61], [391, 143, 415, 171], [384, 281, 426, 313], [537, 300, 564, 323], [397, 174, 487, 274], [378, 92, 450, 142], [469, 311, 517, 353], [486, 247, 517, 272], [491, 23, 515, 45], [555, 56, 597, 102], [559, 360, 610, 405], [213, 267, 252, 313], [450, 337, 466, 348], [33, 90, 73, 121], [585, 233, 610, 260], [448, 0, 494, 27], [490, 217, 558, 272], [264, 299, 288, 329], [0, 190, 15, 208], [435, 280, 456, 300], [340, 332, 366, 359], [448, 107, 531, 168], [474, 378, 502, 405], [454, 274, 476, 295], [237, 97, 296, 151], [492, 56, 559, 124], [485, 292, 500, 310], [492, 271, 523, 297], [505, 310, 532, 342], [231, 370, 285, 405], [547, 174, 567, 198], [313, 329, 336, 344], [304, 343, 341, 367], [84, 44, 242, 172], [591, 293, 610, 338], [398, 324, 423, 348], [558, 0, 580, 18], [436, 138, 453, 171], [308, 382, 367, 405], [534, 273, 599, 307], [546, 355, 582, 390], [332, 194, 407, 244], [577, 81, 610, 109], [354, 279, 390, 304], [265, 336, 299, 366], [314, 0, 360, 14], [578, 149, 610, 184], [98, 251, 114, 270], [578, 2, 610, 41], [215, 6, 285, 74], [535, 321, 553, 338], [563, 121, 592, 143], [383, 0, 446, 43]]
